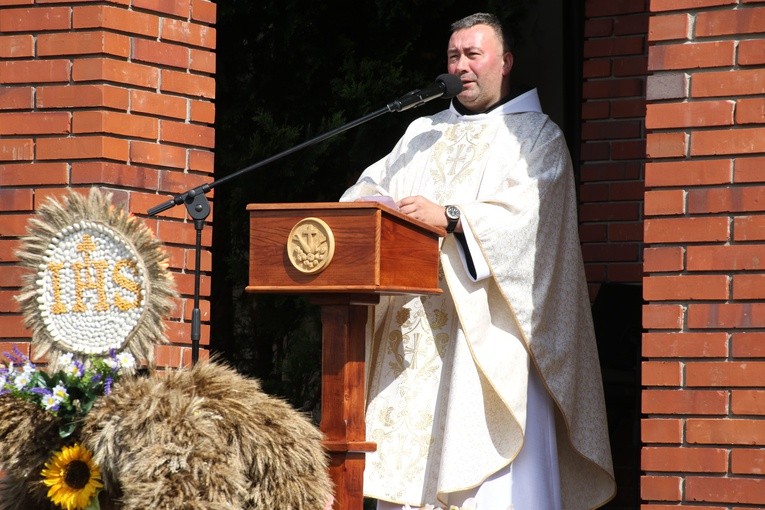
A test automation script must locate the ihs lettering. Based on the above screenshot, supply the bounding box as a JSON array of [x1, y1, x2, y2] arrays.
[[46, 234, 143, 314]]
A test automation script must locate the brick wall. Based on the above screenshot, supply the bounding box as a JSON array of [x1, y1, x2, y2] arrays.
[[0, 0, 216, 368], [580, 0, 649, 300], [643, 0, 765, 507], [581, 4, 649, 505]]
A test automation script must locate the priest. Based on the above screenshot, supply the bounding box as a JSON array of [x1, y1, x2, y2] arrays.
[[341, 12, 616, 510]]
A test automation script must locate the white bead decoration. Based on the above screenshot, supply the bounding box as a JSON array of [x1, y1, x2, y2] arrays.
[[35, 220, 149, 354]]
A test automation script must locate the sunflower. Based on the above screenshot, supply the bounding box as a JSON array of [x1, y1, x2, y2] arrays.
[[41, 444, 103, 510]]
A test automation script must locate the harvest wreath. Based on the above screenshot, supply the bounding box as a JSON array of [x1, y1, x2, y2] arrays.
[[0, 189, 331, 510]]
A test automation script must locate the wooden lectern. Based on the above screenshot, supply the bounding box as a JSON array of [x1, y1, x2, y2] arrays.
[[246, 202, 442, 510]]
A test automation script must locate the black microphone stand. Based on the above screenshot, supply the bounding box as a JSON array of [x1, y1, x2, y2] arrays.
[[148, 83, 457, 364]]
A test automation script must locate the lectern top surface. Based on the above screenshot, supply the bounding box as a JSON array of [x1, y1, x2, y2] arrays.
[[246, 201, 445, 237]]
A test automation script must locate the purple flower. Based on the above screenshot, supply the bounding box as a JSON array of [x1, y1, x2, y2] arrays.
[[104, 376, 113, 395], [4, 346, 30, 366]]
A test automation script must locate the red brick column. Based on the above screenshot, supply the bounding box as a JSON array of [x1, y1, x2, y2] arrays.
[[580, 0, 649, 299], [643, 0, 765, 506], [0, 0, 216, 368]]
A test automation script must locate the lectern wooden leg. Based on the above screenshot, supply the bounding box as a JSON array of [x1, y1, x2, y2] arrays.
[[314, 295, 378, 510], [327, 453, 366, 508]]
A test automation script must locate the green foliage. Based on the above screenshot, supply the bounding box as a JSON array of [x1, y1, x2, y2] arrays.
[[0, 348, 134, 438], [212, 1, 530, 411]]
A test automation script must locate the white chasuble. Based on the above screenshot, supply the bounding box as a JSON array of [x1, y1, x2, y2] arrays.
[[341, 90, 616, 509]]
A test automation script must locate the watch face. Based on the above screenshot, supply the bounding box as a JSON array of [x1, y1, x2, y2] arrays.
[[446, 205, 460, 220]]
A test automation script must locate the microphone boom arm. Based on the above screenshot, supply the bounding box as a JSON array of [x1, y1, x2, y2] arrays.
[[149, 73, 462, 217], [147, 75, 460, 363], [147, 106, 392, 216]]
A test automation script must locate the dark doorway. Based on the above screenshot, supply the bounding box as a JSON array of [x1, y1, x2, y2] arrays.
[[593, 282, 643, 509], [211, 2, 643, 507]]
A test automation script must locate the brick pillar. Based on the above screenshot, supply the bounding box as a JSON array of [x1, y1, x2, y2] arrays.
[[643, 0, 765, 506], [580, 6, 649, 505], [0, 1, 216, 368], [580, 0, 649, 300]]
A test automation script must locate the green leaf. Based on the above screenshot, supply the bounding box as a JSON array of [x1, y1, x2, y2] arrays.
[[38, 370, 53, 386], [80, 397, 95, 414], [59, 421, 76, 438], [84, 489, 102, 510]]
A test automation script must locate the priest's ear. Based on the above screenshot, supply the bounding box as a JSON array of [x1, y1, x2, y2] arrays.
[[502, 52, 514, 76]]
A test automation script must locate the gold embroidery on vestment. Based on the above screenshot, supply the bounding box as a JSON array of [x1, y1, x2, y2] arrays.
[[430, 124, 490, 203]]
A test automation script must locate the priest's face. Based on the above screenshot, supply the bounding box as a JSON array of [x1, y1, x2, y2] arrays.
[[447, 24, 513, 113]]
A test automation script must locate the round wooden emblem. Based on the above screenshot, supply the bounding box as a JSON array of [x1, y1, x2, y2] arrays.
[[287, 217, 335, 274]]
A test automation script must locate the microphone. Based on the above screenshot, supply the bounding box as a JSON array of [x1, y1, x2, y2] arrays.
[[387, 73, 463, 113]]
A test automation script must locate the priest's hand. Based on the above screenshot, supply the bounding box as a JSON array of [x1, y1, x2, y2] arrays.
[[397, 195, 460, 232]]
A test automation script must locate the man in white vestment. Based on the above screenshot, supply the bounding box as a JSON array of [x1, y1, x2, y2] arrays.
[[341, 13, 616, 509]]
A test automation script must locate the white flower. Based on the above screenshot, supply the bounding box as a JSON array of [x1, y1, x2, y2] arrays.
[[116, 352, 136, 371], [13, 371, 32, 389], [52, 383, 69, 401], [22, 362, 35, 374], [60, 353, 80, 375], [41, 393, 60, 411], [0, 374, 7, 388], [104, 357, 119, 370], [65, 359, 84, 378]]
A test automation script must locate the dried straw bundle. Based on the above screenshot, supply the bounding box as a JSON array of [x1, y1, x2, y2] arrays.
[[81, 361, 333, 509]]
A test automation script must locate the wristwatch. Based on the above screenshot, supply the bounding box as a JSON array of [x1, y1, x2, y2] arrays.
[[444, 205, 460, 234]]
